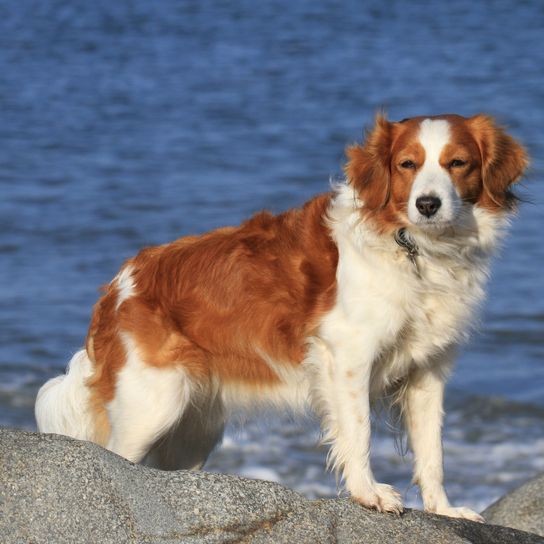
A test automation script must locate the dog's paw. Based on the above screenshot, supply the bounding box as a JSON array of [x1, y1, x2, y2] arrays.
[[352, 483, 404, 515], [432, 505, 485, 523]]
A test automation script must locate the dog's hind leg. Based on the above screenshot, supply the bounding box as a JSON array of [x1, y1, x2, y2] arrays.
[[144, 388, 225, 470], [105, 338, 193, 464]]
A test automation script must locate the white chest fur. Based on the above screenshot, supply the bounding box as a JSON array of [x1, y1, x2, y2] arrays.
[[318, 185, 505, 397]]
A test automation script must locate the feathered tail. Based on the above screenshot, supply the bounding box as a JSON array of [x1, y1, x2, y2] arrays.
[[35, 350, 99, 442]]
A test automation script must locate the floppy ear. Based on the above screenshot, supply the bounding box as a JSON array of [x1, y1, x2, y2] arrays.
[[468, 114, 529, 210], [344, 113, 393, 210]]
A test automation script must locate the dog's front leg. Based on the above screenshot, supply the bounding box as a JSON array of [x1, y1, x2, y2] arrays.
[[311, 338, 403, 513], [405, 364, 484, 522]]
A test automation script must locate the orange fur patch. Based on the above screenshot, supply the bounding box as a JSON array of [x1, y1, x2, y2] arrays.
[[86, 194, 338, 409]]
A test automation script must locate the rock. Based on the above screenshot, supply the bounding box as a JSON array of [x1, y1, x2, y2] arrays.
[[482, 473, 544, 537], [1, 429, 542, 544]]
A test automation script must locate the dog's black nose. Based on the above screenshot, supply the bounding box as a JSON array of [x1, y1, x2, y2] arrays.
[[416, 196, 442, 217]]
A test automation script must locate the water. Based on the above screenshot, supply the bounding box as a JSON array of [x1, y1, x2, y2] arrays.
[[1, 0, 543, 512]]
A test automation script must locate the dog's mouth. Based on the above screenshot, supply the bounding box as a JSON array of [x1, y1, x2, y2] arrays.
[[411, 216, 456, 231], [397, 208, 458, 233]]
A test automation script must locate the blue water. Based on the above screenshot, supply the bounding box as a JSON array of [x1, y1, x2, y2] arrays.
[[1, 1, 543, 511]]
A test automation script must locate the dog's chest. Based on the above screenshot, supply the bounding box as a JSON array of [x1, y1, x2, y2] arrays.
[[321, 238, 488, 381], [396, 250, 486, 358]]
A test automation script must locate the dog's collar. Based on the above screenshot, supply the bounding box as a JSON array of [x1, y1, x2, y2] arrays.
[[394, 228, 418, 257], [394, 228, 420, 276]]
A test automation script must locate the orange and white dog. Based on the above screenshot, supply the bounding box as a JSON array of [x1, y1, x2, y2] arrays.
[[36, 114, 527, 521]]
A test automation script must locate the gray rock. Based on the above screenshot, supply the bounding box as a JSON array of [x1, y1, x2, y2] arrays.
[[1, 429, 542, 544], [482, 473, 544, 537]]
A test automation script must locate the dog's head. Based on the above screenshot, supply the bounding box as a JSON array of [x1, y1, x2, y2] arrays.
[[344, 113, 529, 233]]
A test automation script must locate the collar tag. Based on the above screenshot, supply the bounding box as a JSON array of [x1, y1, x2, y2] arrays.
[[394, 228, 421, 277]]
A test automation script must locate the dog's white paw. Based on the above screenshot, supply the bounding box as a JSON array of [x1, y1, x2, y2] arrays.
[[433, 505, 485, 523], [352, 483, 404, 514]]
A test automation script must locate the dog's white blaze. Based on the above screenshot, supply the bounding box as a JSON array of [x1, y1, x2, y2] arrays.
[[419, 118, 451, 164], [408, 119, 461, 227], [115, 265, 135, 310]]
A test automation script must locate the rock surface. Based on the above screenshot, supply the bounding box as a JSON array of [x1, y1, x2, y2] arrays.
[[483, 473, 544, 538], [1, 429, 542, 543]]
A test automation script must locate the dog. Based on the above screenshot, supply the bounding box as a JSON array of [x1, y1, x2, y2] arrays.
[[36, 113, 528, 521]]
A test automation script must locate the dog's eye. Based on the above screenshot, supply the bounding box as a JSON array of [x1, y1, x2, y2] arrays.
[[400, 160, 416, 169], [449, 159, 467, 168]]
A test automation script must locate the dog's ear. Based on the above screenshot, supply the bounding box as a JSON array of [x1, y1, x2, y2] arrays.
[[344, 113, 393, 210], [468, 114, 529, 210]]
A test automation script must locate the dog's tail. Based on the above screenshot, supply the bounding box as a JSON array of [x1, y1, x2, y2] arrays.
[[35, 349, 100, 442]]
